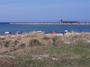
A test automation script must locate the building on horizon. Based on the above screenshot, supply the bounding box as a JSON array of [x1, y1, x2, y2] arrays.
[[62, 21, 80, 25]]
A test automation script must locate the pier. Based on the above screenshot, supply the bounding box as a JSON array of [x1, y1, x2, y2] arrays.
[[9, 21, 90, 25]]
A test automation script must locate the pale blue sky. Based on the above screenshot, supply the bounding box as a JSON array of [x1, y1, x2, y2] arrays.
[[0, 0, 90, 22]]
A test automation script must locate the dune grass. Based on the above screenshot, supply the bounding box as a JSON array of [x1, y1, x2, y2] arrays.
[[1, 32, 90, 67], [2, 44, 89, 67]]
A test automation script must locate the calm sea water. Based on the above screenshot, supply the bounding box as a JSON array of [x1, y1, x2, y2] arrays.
[[0, 24, 90, 34]]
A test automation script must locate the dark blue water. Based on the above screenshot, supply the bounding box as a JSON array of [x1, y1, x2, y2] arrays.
[[0, 24, 90, 34]]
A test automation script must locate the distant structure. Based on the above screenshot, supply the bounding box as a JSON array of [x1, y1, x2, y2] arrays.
[[61, 19, 63, 24], [62, 21, 80, 25], [58, 19, 80, 25], [59, 19, 63, 24]]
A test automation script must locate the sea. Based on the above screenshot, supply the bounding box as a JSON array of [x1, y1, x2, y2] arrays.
[[0, 23, 90, 35]]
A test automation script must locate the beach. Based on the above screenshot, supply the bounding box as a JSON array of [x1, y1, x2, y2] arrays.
[[0, 31, 90, 67], [0, 0, 90, 66]]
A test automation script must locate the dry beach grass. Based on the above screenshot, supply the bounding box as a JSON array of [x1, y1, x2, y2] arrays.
[[0, 32, 90, 67]]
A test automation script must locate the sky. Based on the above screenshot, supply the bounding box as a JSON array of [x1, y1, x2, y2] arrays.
[[0, 0, 90, 22]]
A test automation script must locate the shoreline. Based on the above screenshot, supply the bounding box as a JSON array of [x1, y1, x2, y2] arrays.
[[0, 31, 90, 39]]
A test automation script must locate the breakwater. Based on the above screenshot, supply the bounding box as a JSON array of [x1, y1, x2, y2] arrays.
[[9, 22, 90, 25]]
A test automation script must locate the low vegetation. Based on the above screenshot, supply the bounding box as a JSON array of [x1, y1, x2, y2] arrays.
[[0, 32, 90, 67]]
